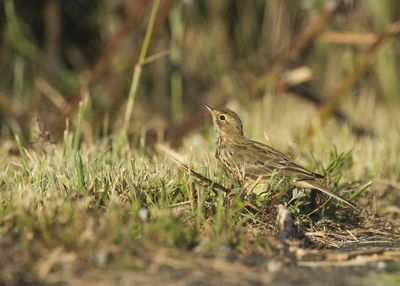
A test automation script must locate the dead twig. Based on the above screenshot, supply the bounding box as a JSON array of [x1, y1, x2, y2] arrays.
[[318, 32, 378, 45], [296, 248, 400, 267], [170, 156, 231, 195], [35, 77, 71, 115]]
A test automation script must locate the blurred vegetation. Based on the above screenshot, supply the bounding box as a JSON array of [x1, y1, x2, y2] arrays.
[[0, 0, 399, 143], [1, 1, 400, 284]]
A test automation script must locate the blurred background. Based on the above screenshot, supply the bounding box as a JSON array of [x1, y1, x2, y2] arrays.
[[0, 0, 399, 145]]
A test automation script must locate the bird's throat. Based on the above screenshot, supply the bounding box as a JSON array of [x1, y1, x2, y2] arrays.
[[217, 131, 245, 145]]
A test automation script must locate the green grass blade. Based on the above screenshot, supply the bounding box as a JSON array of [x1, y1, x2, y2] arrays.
[[73, 101, 86, 154], [119, 0, 160, 142], [74, 152, 86, 190]]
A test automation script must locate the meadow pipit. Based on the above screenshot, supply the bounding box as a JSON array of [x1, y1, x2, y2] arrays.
[[204, 104, 357, 210]]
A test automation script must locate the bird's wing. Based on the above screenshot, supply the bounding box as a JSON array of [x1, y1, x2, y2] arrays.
[[227, 140, 358, 210], [237, 140, 324, 180]]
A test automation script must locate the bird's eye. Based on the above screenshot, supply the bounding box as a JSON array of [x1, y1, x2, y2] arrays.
[[219, 115, 226, 121]]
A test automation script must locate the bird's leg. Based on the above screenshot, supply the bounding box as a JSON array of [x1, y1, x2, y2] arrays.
[[309, 189, 318, 210], [268, 186, 292, 207], [223, 179, 241, 206]]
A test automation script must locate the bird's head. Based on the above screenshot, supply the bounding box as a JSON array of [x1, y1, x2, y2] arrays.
[[204, 104, 244, 140]]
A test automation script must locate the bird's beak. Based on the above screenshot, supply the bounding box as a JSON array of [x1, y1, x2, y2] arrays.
[[203, 104, 214, 115]]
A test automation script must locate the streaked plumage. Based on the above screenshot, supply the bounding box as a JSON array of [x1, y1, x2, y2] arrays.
[[204, 104, 357, 210]]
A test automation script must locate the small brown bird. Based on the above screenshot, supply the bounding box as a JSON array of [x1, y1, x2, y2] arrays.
[[204, 104, 358, 210]]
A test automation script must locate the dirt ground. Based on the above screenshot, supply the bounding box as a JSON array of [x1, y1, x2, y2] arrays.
[[36, 248, 400, 286]]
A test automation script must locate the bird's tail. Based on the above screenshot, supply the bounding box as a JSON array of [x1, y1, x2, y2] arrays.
[[296, 180, 359, 210]]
